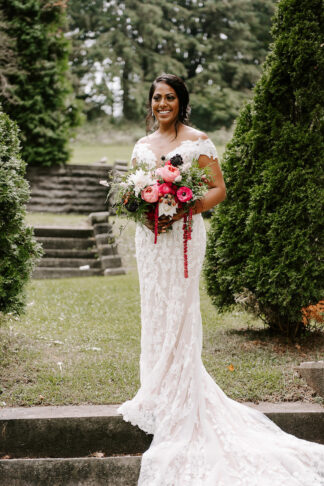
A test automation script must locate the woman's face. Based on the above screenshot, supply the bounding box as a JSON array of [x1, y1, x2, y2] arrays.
[[151, 82, 179, 125]]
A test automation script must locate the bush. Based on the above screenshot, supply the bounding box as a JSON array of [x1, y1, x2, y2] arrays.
[[1, 0, 80, 166], [204, 0, 323, 337], [0, 109, 42, 315]]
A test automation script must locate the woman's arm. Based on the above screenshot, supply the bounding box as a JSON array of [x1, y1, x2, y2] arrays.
[[172, 153, 226, 223], [192, 153, 226, 215]]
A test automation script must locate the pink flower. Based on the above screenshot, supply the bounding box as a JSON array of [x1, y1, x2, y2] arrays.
[[141, 184, 159, 203], [176, 186, 193, 203], [158, 182, 176, 196], [157, 164, 180, 183]]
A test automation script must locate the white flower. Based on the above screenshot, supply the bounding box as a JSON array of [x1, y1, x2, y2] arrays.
[[159, 200, 178, 218], [180, 162, 191, 173], [174, 174, 182, 182], [128, 169, 155, 196], [99, 180, 109, 187]]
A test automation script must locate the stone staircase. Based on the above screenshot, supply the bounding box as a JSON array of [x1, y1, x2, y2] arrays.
[[26, 164, 112, 214], [32, 212, 125, 279], [0, 403, 323, 485]]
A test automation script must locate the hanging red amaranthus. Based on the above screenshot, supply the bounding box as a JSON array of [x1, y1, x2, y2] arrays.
[[153, 206, 193, 278], [154, 203, 159, 244], [182, 207, 193, 278]]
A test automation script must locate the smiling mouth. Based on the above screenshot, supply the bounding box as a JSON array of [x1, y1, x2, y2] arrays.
[[158, 110, 171, 114]]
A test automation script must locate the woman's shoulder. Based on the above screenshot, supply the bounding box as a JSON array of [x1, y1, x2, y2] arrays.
[[135, 133, 158, 146], [180, 126, 208, 142], [136, 135, 150, 145], [180, 127, 217, 160]]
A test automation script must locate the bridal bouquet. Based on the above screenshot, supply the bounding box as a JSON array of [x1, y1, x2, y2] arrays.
[[102, 154, 210, 277]]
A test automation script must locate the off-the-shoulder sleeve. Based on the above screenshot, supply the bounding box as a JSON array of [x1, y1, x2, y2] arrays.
[[194, 138, 218, 160], [130, 143, 138, 165]]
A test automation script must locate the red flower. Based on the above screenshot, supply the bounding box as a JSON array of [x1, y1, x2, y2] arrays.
[[177, 186, 193, 203], [158, 182, 176, 196]]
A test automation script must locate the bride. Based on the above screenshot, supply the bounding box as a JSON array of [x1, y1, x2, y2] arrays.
[[117, 74, 324, 485]]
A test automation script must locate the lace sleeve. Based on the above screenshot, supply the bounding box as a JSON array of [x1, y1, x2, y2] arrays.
[[130, 143, 138, 167], [195, 138, 218, 160]]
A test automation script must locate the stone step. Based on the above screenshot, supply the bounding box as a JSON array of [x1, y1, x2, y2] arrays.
[[87, 212, 110, 224], [0, 406, 151, 458], [29, 197, 108, 207], [114, 165, 129, 173], [43, 249, 98, 259], [93, 223, 112, 235], [33, 268, 103, 279], [114, 160, 128, 166], [36, 237, 95, 250], [26, 164, 112, 214], [95, 234, 114, 246], [27, 205, 107, 214], [27, 164, 111, 177], [38, 258, 101, 269], [295, 361, 324, 397], [0, 403, 322, 460], [100, 255, 123, 269], [30, 188, 108, 199], [0, 456, 140, 486], [29, 176, 109, 185], [98, 245, 118, 256], [33, 227, 93, 238], [103, 268, 126, 276]]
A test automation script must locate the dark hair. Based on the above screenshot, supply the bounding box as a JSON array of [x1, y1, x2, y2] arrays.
[[146, 73, 190, 136]]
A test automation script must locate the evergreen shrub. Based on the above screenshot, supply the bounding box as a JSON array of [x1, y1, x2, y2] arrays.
[[0, 109, 42, 315], [204, 0, 323, 337], [1, 0, 80, 166]]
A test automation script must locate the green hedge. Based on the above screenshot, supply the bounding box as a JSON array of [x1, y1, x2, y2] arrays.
[[0, 109, 42, 315], [205, 0, 323, 337], [1, 0, 80, 166]]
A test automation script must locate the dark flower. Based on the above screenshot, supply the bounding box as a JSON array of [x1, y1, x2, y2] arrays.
[[169, 154, 183, 167], [125, 200, 139, 212]]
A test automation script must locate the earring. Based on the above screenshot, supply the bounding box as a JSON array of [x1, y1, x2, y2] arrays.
[[152, 109, 154, 117]]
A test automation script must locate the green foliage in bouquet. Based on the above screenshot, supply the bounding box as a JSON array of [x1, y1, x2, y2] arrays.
[[0, 109, 42, 316], [204, 0, 323, 337], [1, 0, 80, 167]]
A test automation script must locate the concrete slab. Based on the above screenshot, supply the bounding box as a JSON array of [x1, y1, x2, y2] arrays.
[[0, 402, 323, 460], [1, 401, 322, 420], [295, 361, 324, 397], [0, 456, 141, 486]]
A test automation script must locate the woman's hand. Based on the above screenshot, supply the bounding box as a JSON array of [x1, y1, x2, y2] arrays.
[[144, 207, 186, 234]]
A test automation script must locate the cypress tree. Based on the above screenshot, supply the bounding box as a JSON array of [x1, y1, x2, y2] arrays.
[[1, 0, 79, 166], [0, 108, 42, 315], [204, 0, 323, 337]]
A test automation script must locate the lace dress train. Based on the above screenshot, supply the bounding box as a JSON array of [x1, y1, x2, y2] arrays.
[[117, 138, 324, 486]]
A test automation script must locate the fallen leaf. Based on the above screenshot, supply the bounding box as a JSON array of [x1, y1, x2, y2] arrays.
[[228, 364, 235, 372], [90, 452, 105, 458]]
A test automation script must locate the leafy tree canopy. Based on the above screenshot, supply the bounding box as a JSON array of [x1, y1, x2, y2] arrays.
[[67, 0, 275, 128]]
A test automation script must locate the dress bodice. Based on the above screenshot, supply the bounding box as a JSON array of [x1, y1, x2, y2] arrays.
[[131, 137, 218, 170]]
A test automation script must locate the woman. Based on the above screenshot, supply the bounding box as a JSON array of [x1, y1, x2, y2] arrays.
[[118, 74, 324, 486]]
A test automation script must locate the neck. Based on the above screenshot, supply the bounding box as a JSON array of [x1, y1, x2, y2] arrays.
[[158, 121, 181, 138]]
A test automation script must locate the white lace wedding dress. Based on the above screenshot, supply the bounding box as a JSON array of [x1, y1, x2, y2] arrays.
[[118, 137, 324, 486]]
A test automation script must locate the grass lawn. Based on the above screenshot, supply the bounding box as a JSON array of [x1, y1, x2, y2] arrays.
[[69, 142, 225, 166], [69, 143, 133, 166], [68, 120, 227, 165], [0, 213, 323, 407], [26, 213, 91, 228]]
